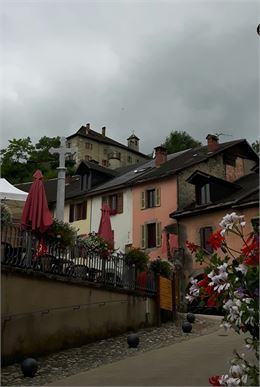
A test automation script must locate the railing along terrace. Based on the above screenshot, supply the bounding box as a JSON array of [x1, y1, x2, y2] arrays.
[[1, 224, 157, 295]]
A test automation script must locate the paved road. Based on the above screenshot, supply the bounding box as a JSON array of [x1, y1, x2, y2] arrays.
[[47, 325, 249, 386]]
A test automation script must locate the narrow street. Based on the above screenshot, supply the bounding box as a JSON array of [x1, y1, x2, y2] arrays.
[[47, 326, 250, 386]]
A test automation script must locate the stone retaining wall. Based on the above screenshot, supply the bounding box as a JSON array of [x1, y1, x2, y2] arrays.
[[1, 266, 157, 365]]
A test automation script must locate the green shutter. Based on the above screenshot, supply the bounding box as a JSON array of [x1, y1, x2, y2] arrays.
[[156, 222, 162, 247], [69, 204, 74, 222], [155, 188, 161, 207], [141, 191, 146, 209], [140, 224, 146, 249], [117, 193, 123, 214]]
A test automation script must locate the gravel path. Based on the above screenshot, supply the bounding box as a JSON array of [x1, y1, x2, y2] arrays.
[[1, 315, 220, 386]]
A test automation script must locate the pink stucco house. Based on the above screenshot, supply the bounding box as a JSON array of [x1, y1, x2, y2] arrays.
[[132, 135, 258, 262]]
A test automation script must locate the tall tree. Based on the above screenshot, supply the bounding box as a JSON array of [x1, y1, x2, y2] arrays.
[[1, 136, 75, 184], [164, 131, 201, 154]]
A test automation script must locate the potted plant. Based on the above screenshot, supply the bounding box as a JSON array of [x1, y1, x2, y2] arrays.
[[1, 202, 12, 227], [125, 248, 149, 272], [77, 232, 114, 257], [149, 257, 173, 279], [45, 219, 77, 249]]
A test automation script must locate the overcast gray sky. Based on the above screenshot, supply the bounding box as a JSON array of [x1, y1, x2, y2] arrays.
[[1, 0, 259, 154]]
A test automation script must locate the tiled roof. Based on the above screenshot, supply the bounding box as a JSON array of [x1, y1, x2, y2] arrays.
[[87, 139, 258, 196], [75, 160, 118, 177], [66, 126, 150, 158], [87, 149, 188, 195]]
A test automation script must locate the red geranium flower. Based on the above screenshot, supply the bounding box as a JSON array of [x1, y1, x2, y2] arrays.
[[208, 230, 225, 250], [241, 235, 259, 266], [185, 240, 199, 253], [207, 293, 218, 307], [197, 275, 209, 288], [209, 375, 221, 386]]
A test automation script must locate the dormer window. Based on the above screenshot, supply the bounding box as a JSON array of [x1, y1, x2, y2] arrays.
[[200, 183, 210, 204], [187, 170, 239, 207]]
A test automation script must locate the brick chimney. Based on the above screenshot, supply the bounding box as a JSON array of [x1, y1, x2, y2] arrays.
[[154, 145, 167, 167], [86, 123, 90, 134], [102, 126, 106, 137], [206, 134, 220, 152]]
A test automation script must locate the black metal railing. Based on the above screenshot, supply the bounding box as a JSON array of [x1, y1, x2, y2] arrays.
[[1, 224, 157, 295]]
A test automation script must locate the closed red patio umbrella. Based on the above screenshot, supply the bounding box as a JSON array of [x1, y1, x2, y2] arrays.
[[21, 170, 53, 233], [97, 203, 113, 244]]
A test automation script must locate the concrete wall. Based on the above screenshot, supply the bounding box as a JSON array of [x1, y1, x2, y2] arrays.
[[1, 268, 157, 365], [91, 189, 133, 252]]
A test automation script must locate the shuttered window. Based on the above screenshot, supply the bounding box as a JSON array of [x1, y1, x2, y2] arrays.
[[141, 187, 161, 209], [69, 201, 87, 222], [102, 192, 123, 214], [141, 221, 161, 249]]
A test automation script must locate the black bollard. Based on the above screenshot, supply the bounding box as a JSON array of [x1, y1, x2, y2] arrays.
[[21, 358, 38, 378], [182, 321, 192, 333], [186, 313, 195, 323], [127, 333, 140, 348]]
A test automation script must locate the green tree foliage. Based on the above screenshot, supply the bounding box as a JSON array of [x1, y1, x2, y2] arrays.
[[1, 136, 76, 184], [164, 130, 201, 154], [252, 140, 259, 154]]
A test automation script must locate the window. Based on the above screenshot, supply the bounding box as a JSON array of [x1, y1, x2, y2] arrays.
[[251, 218, 259, 233], [69, 201, 87, 222], [141, 222, 161, 249], [147, 189, 156, 208], [196, 183, 211, 205], [102, 192, 123, 215], [85, 143, 93, 150], [141, 188, 161, 209], [200, 226, 213, 253], [147, 223, 156, 248], [80, 174, 88, 191], [127, 155, 132, 163], [67, 142, 71, 148]]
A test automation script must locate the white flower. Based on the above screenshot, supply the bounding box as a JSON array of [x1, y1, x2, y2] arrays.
[[235, 264, 248, 275], [219, 374, 241, 386], [185, 294, 195, 303], [219, 212, 245, 231], [229, 365, 242, 378]]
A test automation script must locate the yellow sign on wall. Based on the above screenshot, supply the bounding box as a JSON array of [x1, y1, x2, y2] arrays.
[[159, 276, 172, 311]]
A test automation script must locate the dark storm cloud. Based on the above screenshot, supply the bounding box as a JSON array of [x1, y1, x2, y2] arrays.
[[1, 0, 259, 154]]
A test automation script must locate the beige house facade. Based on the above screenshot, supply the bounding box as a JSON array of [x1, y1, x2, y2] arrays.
[[66, 123, 150, 168]]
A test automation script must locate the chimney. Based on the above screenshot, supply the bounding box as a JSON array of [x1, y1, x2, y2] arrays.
[[102, 126, 106, 137], [154, 145, 167, 167], [206, 134, 220, 152], [86, 123, 90, 134]]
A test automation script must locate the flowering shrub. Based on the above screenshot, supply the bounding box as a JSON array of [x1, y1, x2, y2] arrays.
[[78, 232, 114, 257], [186, 212, 259, 386], [1, 202, 12, 226]]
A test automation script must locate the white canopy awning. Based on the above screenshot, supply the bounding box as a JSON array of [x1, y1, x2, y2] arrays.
[[0, 178, 28, 201]]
